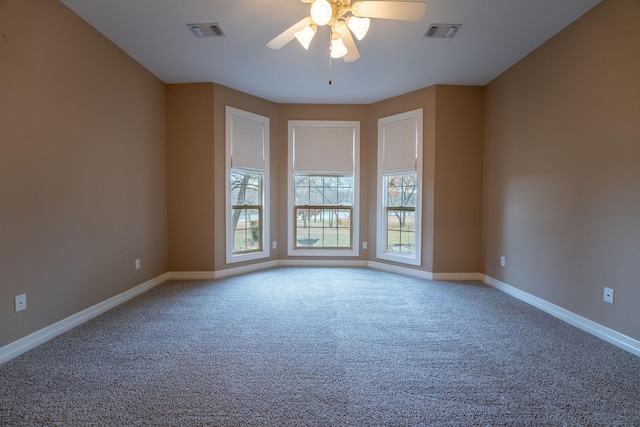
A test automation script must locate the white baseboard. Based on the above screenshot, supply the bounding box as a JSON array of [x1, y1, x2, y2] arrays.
[[483, 275, 640, 358], [368, 261, 433, 280], [4, 266, 637, 366], [0, 273, 169, 365]]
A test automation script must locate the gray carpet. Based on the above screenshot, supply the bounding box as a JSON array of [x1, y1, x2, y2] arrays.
[[1, 267, 639, 426]]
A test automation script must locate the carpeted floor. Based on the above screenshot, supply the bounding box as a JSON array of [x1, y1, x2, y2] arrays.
[[1, 267, 639, 426]]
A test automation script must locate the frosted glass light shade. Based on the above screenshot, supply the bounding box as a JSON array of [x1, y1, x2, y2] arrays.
[[347, 16, 370, 40], [330, 37, 348, 58], [295, 25, 316, 50], [310, 0, 333, 26]]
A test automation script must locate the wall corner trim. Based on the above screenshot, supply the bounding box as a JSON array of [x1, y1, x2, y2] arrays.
[[483, 275, 640, 358], [0, 273, 170, 365]]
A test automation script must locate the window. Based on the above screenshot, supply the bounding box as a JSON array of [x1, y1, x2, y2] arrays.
[[294, 175, 353, 249], [226, 106, 269, 263], [384, 173, 417, 254], [377, 109, 422, 265], [230, 170, 263, 253], [288, 121, 360, 256]]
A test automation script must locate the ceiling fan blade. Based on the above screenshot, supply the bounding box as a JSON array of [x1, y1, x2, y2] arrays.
[[341, 29, 360, 62], [351, 1, 426, 21], [267, 16, 313, 49]]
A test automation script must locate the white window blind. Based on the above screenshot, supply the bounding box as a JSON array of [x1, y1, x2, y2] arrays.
[[380, 115, 420, 173], [292, 125, 355, 174], [228, 108, 266, 171]]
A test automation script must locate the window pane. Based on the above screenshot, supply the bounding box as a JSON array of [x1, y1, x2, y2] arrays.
[[294, 176, 310, 205], [338, 176, 353, 205], [323, 177, 338, 205], [232, 208, 261, 253], [231, 169, 262, 255], [386, 173, 417, 208], [231, 171, 262, 206], [386, 209, 415, 254], [295, 208, 351, 249], [295, 175, 353, 208]]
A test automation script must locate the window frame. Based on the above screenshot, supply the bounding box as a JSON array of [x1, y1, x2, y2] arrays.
[[225, 106, 270, 264], [288, 120, 360, 257], [376, 109, 423, 266]]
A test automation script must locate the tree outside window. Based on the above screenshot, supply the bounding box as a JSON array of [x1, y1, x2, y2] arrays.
[[294, 175, 353, 249], [231, 170, 263, 253], [385, 173, 416, 254]]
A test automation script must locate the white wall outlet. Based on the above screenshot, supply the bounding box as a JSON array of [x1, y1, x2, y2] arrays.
[[15, 294, 27, 312], [272, 242, 277, 249], [135, 258, 141, 270], [363, 241, 368, 249], [603, 287, 614, 304], [500, 256, 506, 267]]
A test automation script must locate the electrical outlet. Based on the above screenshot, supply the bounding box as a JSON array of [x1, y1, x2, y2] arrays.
[[15, 294, 27, 312], [363, 241, 368, 249], [603, 287, 614, 304], [135, 258, 141, 270], [500, 256, 506, 267], [272, 242, 277, 249]]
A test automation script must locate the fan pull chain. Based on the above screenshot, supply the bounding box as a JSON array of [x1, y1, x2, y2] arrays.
[[329, 55, 333, 85], [328, 31, 333, 85]]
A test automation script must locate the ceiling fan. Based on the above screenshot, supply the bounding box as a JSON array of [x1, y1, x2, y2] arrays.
[[267, 0, 426, 63]]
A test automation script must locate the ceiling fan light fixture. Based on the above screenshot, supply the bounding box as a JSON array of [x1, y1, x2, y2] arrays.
[[294, 25, 317, 50], [330, 37, 348, 58], [310, 0, 333, 26], [347, 16, 370, 40]]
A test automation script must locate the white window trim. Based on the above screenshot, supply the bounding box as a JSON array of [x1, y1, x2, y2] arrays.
[[376, 109, 423, 266], [225, 106, 270, 264], [288, 120, 360, 257]]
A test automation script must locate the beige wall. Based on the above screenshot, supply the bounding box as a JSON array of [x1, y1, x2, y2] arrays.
[[166, 83, 279, 271], [369, 85, 484, 273], [7, 0, 633, 354], [433, 86, 484, 273], [166, 84, 216, 271], [369, 87, 437, 271], [483, 0, 640, 340], [212, 84, 280, 271], [277, 104, 370, 261], [166, 86, 483, 273], [0, 0, 167, 347]]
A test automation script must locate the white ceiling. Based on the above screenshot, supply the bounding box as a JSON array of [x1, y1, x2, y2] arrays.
[[59, 0, 601, 104]]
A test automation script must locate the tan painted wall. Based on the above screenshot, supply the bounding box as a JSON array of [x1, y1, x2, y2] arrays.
[[369, 87, 437, 271], [166, 85, 483, 273], [369, 85, 484, 273], [166, 83, 279, 272], [0, 0, 167, 347], [277, 104, 370, 261], [483, 0, 640, 340], [212, 84, 280, 271], [433, 86, 484, 273], [166, 84, 216, 271]]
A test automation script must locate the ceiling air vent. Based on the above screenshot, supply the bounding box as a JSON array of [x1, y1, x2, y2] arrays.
[[188, 23, 225, 38], [423, 24, 462, 39]]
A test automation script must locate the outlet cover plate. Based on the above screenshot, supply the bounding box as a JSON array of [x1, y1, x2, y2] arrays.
[[15, 294, 27, 312], [603, 287, 614, 304]]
